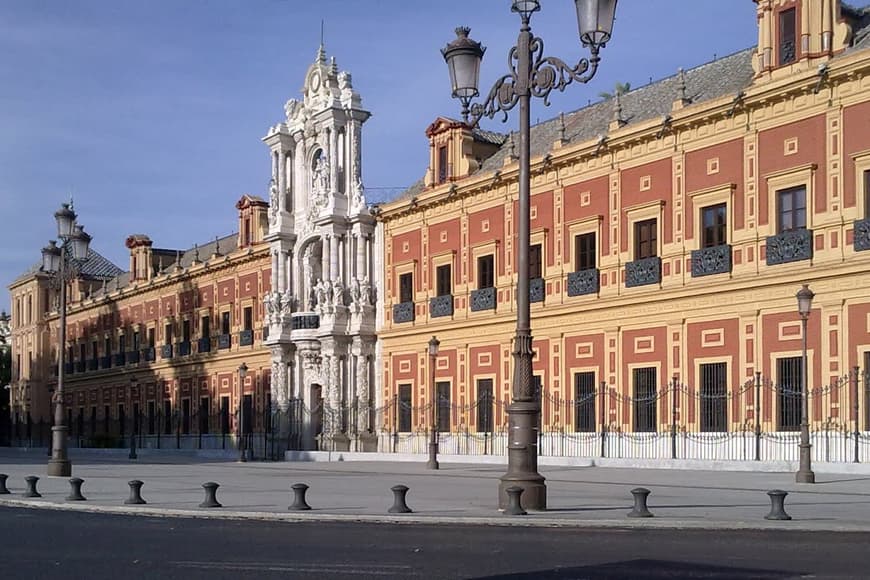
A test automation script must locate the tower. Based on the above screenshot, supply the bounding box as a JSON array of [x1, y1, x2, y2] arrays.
[[262, 45, 376, 452]]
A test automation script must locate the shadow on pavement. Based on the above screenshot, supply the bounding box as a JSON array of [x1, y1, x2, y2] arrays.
[[471, 558, 798, 579]]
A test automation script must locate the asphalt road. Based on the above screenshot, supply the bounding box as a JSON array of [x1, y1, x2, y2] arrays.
[[0, 506, 867, 579]]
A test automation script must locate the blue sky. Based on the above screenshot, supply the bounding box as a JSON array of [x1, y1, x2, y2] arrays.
[[0, 1, 758, 305]]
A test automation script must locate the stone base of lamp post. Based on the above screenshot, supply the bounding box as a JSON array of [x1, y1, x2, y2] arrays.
[[47, 425, 71, 477], [498, 401, 546, 511], [796, 441, 815, 484], [426, 439, 439, 470]]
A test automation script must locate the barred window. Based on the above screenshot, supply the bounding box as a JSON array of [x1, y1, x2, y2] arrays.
[[200, 398, 210, 434], [699, 362, 728, 432], [182, 399, 191, 435], [779, 8, 796, 66], [436, 381, 451, 432], [777, 356, 802, 432], [220, 397, 230, 435], [398, 384, 412, 432], [633, 367, 657, 432], [476, 379, 494, 433], [147, 401, 156, 435], [574, 372, 596, 433], [163, 401, 172, 435]]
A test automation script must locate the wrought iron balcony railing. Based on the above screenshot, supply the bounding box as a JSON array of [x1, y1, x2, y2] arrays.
[[691, 244, 732, 277], [87, 359, 98, 372], [529, 278, 544, 303], [470, 287, 496, 311], [430, 295, 454, 318], [218, 334, 231, 350], [566, 268, 599, 297], [143, 347, 156, 362], [291, 313, 320, 330], [99, 356, 112, 370], [239, 330, 254, 346], [177, 341, 191, 356], [161, 344, 173, 359], [393, 302, 415, 323], [75, 361, 85, 373], [198, 337, 211, 354], [127, 350, 140, 364], [854, 218, 870, 252], [113, 353, 126, 367], [766, 229, 812, 266], [625, 256, 662, 288]]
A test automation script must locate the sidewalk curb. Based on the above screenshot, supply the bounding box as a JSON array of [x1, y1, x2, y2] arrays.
[[2, 497, 868, 533]]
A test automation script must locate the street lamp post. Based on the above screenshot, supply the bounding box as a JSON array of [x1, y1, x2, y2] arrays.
[[43, 203, 91, 477], [128, 376, 138, 460], [442, 0, 616, 510], [796, 284, 815, 484], [238, 362, 248, 462], [427, 336, 440, 470]]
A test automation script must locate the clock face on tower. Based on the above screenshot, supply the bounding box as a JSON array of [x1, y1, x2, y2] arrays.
[[309, 71, 321, 93]]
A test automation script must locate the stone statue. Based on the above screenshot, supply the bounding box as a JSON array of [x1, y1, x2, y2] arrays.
[[360, 275, 372, 306], [332, 280, 344, 306], [284, 98, 300, 123], [265, 292, 277, 321], [323, 279, 334, 306], [350, 277, 361, 307], [280, 290, 294, 317], [308, 282, 317, 311], [314, 279, 327, 309], [313, 153, 330, 194]]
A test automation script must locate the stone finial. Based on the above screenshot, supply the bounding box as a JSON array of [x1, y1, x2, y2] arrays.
[[678, 68, 691, 106], [508, 132, 518, 160], [558, 112, 568, 145], [213, 236, 222, 258], [192, 244, 201, 264], [612, 92, 627, 128]]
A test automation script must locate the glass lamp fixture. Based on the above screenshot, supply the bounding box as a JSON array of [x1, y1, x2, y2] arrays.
[[575, 0, 618, 48], [54, 203, 77, 239], [796, 284, 814, 319], [441, 27, 486, 102]]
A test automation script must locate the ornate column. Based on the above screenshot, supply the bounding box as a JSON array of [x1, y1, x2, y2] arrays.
[[322, 234, 331, 281], [330, 234, 339, 282], [329, 126, 339, 194], [277, 249, 286, 294], [277, 150, 287, 211], [271, 251, 279, 291]]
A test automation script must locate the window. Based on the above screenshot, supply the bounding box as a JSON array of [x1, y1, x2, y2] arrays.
[[147, 401, 155, 435], [864, 170, 870, 219], [118, 335, 126, 354], [103, 405, 110, 434], [220, 396, 230, 435], [699, 362, 727, 432], [438, 145, 448, 184], [477, 255, 495, 289], [243, 394, 253, 435], [221, 311, 231, 335], [200, 398, 210, 434], [777, 356, 802, 431], [91, 341, 98, 361], [182, 399, 190, 435], [80, 344, 86, 363], [476, 379, 494, 433], [163, 401, 172, 435], [436, 381, 451, 432], [133, 403, 140, 435], [701, 203, 727, 248], [118, 404, 126, 437], [147, 328, 155, 348], [634, 219, 657, 260], [633, 367, 657, 432], [779, 7, 796, 65], [182, 319, 191, 343], [398, 384, 412, 432], [90, 407, 97, 436], [104, 337, 111, 357], [243, 306, 253, 331], [574, 372, 596, 433], [133, 331, 140, 351], [575, 233, 596, 271], [777, 186, 806, 233], [529, 244, 542, 279], [201, 315, 210, 339], [399, 273, 413, 304], [436, 265, 452, 297], [164, 323, 173, 346]]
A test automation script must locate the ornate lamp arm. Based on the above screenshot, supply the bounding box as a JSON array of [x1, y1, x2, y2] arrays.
[[465, 33, 600, 128]]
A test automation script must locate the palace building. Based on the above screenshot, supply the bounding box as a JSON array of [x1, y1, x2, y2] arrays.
[[376, 0, 870, 461]]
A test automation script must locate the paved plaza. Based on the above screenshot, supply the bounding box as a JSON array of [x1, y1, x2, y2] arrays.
[[1, 449, 869, 531]]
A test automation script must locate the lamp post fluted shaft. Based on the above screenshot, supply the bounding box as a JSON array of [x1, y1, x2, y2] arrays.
[[427, 347, 439, 470], [797, 313, 814, 483], [48, 246, 70, 477]]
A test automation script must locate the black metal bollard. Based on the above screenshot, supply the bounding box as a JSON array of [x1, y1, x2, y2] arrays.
[[388, 484, 413, 514], [124, 480, 147, 505], [199, 482, 221, 508], [503, 486, 527, 516], [288, 483, 311, 511], [764, 489, 792, 521], [23, 476, 41, 498], [0, 474, 9, 495], [627, 487, 654, 518], [66, 477, 86, 501]]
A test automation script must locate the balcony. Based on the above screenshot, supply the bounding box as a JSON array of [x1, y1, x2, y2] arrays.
[[218, 334, 231, 350], [430, 295, 453, 318], [691, 244, 732, 278], [766, 229, 813, 266], [87, 359, 98, 372], [529, 278, 544, 303], [198, 337, 211, 354], [113, 353, 126, 367], [99, 356, 112, 370], [471, 287, 496, 312], [625, 256, 662, 288], [291, 313, 320, 330], [143, 348, 156, 362], [393, 302, 415, 323], [239, 330, 254, 347], [160, 344, 173, 359], [127, 350, 140, 364], [854, 218, 870, 251], [75, 361, 85, 373], [177, 341, 191, 356], [567, 269, 599, 297]]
